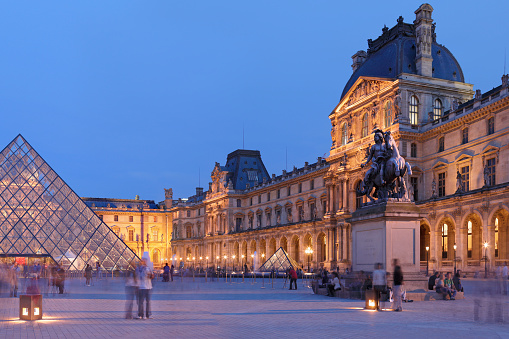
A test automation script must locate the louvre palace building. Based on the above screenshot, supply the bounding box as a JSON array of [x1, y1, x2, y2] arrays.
[[160, 3, 509, 274], [5, 4, 506, 274]]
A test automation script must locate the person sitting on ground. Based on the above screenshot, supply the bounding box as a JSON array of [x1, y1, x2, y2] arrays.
[[444, 272, 457, 300], [327, 272, 341, 297], [428, 271, 439, 291], [321, 269, 329, 287], [436, 274, 456, 300], [453, 271, 463, 292]]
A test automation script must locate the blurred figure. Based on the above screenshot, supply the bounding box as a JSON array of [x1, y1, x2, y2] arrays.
[[85, 264, 93, 286], [162, 263, 170, 282], [136, 256, 153, 319], [96, 261, 101, 280], [444, 272, 457, 300], [428, 271, 439, 291], [125, 269, 138, 319], [170, 264, 174, 282], [9, 264, 18, 297], [453, 271, 464, 292], [55, 265, 65, 294], [372, 263, 386, 311], [288, 266, 298, 290], [392, 259, 403, 312], [503, 262, 508, 295], [327, 271, 342, 297]]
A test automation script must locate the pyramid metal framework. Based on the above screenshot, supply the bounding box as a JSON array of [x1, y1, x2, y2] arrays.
[[258, 247, 300, 272], [0, 135, 139, 270]]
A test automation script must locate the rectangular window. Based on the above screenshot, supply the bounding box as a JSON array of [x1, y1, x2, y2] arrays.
[[257, 214, 262, 228], [277, 189, 280, 199], [276, 210, 281, 225], [322, 200, 327, 214], [129, 216, 133, 222], [438, 173, 446, 197], [410, 177, 418, 201], [486, 158, 496, 186], [310, 203, 315, 219], [187, 210, 191, 217], [287, 186, 291, 196], [128, 229, 134, 242], [438, 137, 444, 152], [410, 143, 417, 158], [236, 199, 241, 207], [267, 192, 270, 202], [152, 229, 158, 242], [487, 117, 495, 135], [250, 197, 253, 206], [461, 166, 469, 192], [310, 179, 314, 190], [153, 216, 157, 222], [266, 212, 271, 227], [462, 128, 468, 144], [298, 183, 302, 193], [258, 195, 261, 204], [401, 141, 407, 157], [198, 208, 201, 216], [114, 215, 118, 222], [247, 170, 258, 181]]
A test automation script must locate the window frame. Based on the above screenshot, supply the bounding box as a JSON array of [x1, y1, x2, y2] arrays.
[[409, 95, 419, 126]]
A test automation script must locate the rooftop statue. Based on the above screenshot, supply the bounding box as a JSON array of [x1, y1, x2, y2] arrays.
[[357, 130, 412, 204]]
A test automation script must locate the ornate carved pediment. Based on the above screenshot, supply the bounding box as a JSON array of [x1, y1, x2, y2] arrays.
[[345, 79, 392, 106]]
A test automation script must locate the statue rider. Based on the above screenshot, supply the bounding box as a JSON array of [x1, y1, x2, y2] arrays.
[[361, 129, 387, 185]]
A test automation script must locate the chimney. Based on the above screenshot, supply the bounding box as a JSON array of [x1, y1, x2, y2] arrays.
[[351, 50, 367, 73], [414, 4, 434, 77], [196, 187, 204, 196]]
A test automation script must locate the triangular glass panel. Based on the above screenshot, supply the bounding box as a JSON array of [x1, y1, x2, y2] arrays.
[[0, 135, 139, 270]]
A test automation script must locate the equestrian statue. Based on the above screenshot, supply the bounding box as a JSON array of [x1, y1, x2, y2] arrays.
[[357, 129, 412, 203]]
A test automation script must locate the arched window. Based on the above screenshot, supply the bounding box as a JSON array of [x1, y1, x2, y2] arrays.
[[433, 99, 442, 120], [384, 101, 392, 128], [495, 217, 499, 257], [341, 123, 348, 145], [361, 113, 368, 138], [441, 223, 448, 259], [467, 221, 473, 258], [409, 95, 419, 125]]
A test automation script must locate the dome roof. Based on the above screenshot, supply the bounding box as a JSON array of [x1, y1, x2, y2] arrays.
[[340, 21, 464, 100]]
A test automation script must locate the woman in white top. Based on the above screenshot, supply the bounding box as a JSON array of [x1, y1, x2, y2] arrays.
[[327, 272, 342, 297]]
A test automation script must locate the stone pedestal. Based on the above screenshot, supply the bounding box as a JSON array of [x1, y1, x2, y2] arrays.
[[347, 201, 428, 290]]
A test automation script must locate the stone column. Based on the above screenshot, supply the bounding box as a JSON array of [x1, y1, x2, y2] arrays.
[[343, 180, 348, 212]]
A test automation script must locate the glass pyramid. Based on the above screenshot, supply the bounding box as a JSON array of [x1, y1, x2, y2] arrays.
[[258, 247, 300, 272], [0, 134, 139, 271]]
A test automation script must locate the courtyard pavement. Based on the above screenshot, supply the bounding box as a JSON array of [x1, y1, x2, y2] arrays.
[[0, 275, 508, 339]]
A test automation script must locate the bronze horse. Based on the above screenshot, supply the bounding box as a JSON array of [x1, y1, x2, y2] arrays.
[[357, 131, 412, 202]]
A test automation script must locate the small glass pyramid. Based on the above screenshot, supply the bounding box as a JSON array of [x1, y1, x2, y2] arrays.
[[0, 135, 139, 270], [258, 247, 300, 272]]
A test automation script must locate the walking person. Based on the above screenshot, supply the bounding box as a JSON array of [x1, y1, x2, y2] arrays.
[[373, 263, 386, 311], [85, 264, 93, 286], [163, 263, 170, 282], [392, 259, 403, 312], [289, 266, 298, 290], [170, 264, 174, 282], [125, 269, 138, 319], [136, 258, 153, 319]]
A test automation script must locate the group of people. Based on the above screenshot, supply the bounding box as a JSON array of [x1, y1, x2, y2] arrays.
[[162, 263, 174, 282], [125, 256, 154, 319], [428, 271, 462, 300]]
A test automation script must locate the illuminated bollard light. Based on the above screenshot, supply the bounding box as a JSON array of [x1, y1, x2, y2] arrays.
[[20, 294, 43, 320]]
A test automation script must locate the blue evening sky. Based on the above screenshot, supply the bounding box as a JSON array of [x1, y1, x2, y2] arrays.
[[0, 1, 507, 201]]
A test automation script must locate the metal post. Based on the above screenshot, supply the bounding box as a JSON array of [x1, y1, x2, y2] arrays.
[[261, 272, 265, 289]]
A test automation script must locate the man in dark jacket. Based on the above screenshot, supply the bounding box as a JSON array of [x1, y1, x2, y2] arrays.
[[392, 259, 403, 312], [428, 271, 439, 291]]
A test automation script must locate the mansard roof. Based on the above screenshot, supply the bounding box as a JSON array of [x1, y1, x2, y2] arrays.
[[222, 149, 270, 190], [340, 17, 464, 100]]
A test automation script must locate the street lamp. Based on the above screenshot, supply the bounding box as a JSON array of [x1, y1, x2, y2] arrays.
[[251, 254, 254, 269], [453, 244, 457, 275], [199, 257, 203, 270], [426, 246, 429, 276], [232, 255, 236, 271], [483, 242, 489, 279], [305, 247, 313, 272], [223, 255, 227, 272]]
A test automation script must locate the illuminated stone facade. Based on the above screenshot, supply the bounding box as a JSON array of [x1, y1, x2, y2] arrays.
[[82, 197, 172, 268]]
